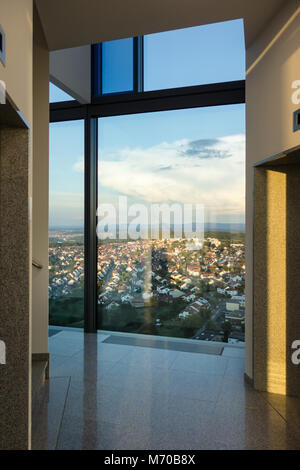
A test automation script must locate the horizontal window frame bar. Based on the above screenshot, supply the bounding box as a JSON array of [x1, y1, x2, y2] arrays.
[[50, 101, 88, 122], [50, 80, 245, 122]]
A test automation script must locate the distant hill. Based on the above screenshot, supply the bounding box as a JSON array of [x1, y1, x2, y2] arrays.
[[204, 223, 245, 233], [50, 222, 245, 237]]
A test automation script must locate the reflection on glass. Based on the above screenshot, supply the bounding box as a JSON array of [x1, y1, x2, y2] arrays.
[[144, 19, 245, 91], [49, 120, 84, 328], [102, 38, 134, 95], [97, 105, 246, 343]]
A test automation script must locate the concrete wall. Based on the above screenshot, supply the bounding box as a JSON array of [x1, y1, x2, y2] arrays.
[[0, 0, 33, 449], [0, 124, 30, 449], [0, 0, 33, 124], [254, 160, 300, 397], [253, 166, 287, 394], [50, 46, 90, 103], [32, 5, 49, 355], [0, 0, 51, 445], [245, 0, 300, 384]]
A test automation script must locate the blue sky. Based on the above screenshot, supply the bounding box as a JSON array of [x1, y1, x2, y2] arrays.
[[144, 19, 245, 90], [50, 83, 74, 102], [49, 19, 245, 229]]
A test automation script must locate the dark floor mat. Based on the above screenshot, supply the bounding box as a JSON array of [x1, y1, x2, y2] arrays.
[[103, 335, 224, 355]]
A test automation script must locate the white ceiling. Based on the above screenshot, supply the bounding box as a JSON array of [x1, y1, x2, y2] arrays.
[[35, 0, 286, 51]]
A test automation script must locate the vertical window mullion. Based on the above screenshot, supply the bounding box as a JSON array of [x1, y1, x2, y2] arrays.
[[91, 44, 101, 98], [134, 36, 144, 93], [100, 43, 103, 96], [84, 117, 98, 332]]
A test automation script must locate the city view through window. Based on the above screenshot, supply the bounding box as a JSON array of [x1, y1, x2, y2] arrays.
[[49, 105, 246, 343], [49, 120, 84, 328]]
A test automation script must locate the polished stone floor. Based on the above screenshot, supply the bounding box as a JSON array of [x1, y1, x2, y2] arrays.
[[32, 329, 300, 450]]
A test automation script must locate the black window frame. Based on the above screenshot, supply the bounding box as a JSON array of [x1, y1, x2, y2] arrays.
[[50, 36, 246, 333], [92, 36, 143, 98]]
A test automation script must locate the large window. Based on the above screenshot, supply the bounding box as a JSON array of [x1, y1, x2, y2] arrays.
[[49, 120, 84, 328], [50, 20, 246, 340], [92, 19, 245, 98], [144, 19, 245, 91], [97, 105, 245, 342]]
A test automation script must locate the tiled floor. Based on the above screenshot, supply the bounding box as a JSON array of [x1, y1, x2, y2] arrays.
[[32, 329, 300, 450]]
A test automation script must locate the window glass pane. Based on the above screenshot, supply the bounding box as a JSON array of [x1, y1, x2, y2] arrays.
[[102, 38, 134, 94], [97, 104, 245, 343], [50, 82, 75, 102], [144, 19, 245, 91], [49, 120, 84, 328]]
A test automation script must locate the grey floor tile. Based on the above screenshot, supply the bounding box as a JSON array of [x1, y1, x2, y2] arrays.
[[96, 333, 111, 342], [49, 331, 108, 357], [104, 362, 165, 392], [132, 393, 215, 435], [63, 380, 146, 427], [49, 337, 84, 357], [31, 377, 70, 450], [44, 331, 300, 451], [171, 352, 228, 376], [49, 354, 72, 374], [57, 414, 127, 450], [155, 369, 223, 401], [222, 347, 245, 358], [262, 391, 300, 435], [204, 403, 300, 450], [217, 375, 268, 408], [93, 343, 135, 362], [116, 426, 209, 450], [51, 342, 134, 380], [49, 330, 83, 340], [224, 357, 245, 377], [119, 347, 180, 369], [51, 356, 117, 382]]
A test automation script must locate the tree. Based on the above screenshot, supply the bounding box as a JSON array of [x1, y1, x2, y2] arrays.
[[206, 319, 217, 331], [221, 321, 232, 343]]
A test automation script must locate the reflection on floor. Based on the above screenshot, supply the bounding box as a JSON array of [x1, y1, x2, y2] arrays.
[[32, 328, 300, 450]]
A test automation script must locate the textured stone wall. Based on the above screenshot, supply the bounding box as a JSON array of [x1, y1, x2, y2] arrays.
[[254, 160, 300, 397], [0, 126, 30, 449]]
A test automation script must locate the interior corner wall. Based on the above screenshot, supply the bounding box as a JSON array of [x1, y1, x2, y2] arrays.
[[50, 45, 91, 103], [0, 0, 33, 125], [0, 0, 33, 449], [0, 124, 30, 450], [32, 5, 49, 355], [245, 0, 300, 384], [253, 166, 287, 394], [253, 162, 300, 397]]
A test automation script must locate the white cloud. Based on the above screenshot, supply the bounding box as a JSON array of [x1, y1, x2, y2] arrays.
[[73, 158, 84, 173], [73, 135, 245, 219]]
